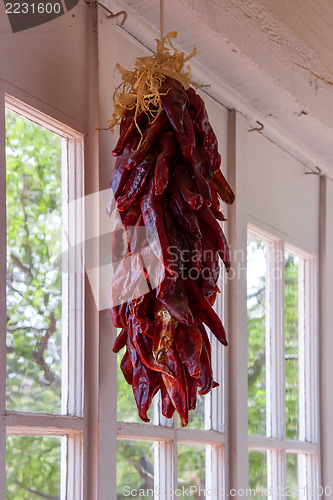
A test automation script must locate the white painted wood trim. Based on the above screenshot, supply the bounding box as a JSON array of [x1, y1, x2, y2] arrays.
[[4, 93, 83, 141], [66, 433, 84, 500], [96, 12, 118, 500], [227, 110, 249, 492], [319, 176, 333, 498], [5, 411, 84, 435], [117, 422, 225, 444], [154, 439, 175, 500], [81, 6, 100, 500], [268, 239, 285, 442], [248, 436, 318, 454], [66, 137, 85, 418]]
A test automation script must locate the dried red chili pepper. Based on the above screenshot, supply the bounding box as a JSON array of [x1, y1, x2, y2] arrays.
[[174, 323, 202, 379], [168, 179, 202, 238], [160, 378, 176, 419], [161, 344, 189, 427], [132, 360, 160, 422], [154, 131, 177, 195], [116, 155, 156, 211], [174, 166, 203, 211], [141, 178, 175, 276], [159, 77, 188, 135], [212, 168, 235, 205], [158, 277, 194, 326], [113, 328, 127, 353], [120, 349, 133, 385], [185, 278, 228, 346], [153, 302, 178, 363], [110, 75, 234, 427]]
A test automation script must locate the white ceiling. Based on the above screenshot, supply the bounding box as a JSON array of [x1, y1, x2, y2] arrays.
[[108, 0, 333, 174]]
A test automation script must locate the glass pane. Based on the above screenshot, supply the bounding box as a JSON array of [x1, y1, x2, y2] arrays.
[[6, 435, 62, 499], [178, 443, 205, 498], [286, 453, 299, 499], [186, 393, 205, 429], [247, 235, 267, 435], [117, 349, 153, 424], [117, 440, 154, 499], [285, 251, 299, 440], [6, 109, 64, 414], [248, 450, 268, 497]]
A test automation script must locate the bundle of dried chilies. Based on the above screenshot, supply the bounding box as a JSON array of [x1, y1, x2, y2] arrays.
[[108, 32, 234, 426]]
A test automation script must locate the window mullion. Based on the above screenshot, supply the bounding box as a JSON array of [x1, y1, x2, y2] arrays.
[[266, 240, 285, 499], [303, 258, 319, 496], [154, 397, 175, 500], [154, 439, 175, 500], [66, 432, 84, 500], [267, 239, 285, 441], [206, 445, 225, 496], [304, 258, 318, 443], [66, 138, 85, 417], [211, 279, 225, 434], [298, 259, 306, 442]]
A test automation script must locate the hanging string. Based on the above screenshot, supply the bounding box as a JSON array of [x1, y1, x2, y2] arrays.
[[160, 0, 165, 41]]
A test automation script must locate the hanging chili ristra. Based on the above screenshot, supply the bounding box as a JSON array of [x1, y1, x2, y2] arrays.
[[108, 32, 234, 427]]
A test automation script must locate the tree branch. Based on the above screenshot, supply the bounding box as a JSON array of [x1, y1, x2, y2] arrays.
[[20, 176, 35, 273], [11, 254, 34, 280], [14, 482, 59, 500], [32, 313, 61, 387], [7, 325, 46, 333], [248, 351, 265, 386], [6, 278, 24, 297]]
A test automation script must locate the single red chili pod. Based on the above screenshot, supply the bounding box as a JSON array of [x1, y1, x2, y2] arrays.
[[186, 369, 198, 410], [160, 378, 176, 419], [161, 344, 189, 427], [174, 323, 202, 379], [154, 131, 177, 195], [132, 360, 160, 423], [159, 77, 188, 135], [127, 111, 170, 168], [212, 169, 235, 205], [120, 349, 134, 385], [112, 328, 127, 353], [185, 278, 228, 346]]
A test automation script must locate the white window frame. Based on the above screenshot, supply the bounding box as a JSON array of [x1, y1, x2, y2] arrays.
[[247, 223, 319, 498], [0, 91, 85, 500]]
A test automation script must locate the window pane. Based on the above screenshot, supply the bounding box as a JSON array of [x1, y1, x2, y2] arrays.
[[6, 109, 65, 414], [178, 443, 205, 498], [286, 453, 299, 499], [247, 236, 267, 435], [6, 435, 62, 499], [186, 393, 205, 429], [285, 252, 299, 440], [248, 450, 267, 497], [117, 440, 154, 499]]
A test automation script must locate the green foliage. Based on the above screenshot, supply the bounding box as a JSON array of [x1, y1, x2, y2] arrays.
[[177, 443, 205, 498], [6, 436, 61, 500], [248, 450, 267, 497], [6, 110, 63, 498], [284, 254, 299, 440], [247, 240, 266, 436], [6, 109, 62, 414], [116, 440, 154, 499]]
